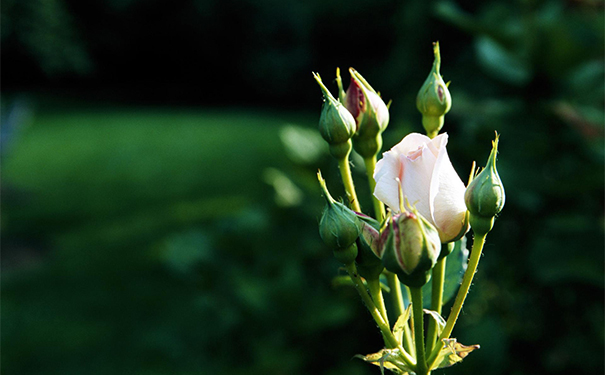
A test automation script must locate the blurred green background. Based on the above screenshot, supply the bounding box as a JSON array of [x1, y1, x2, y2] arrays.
[[2, 0, 603, 374]]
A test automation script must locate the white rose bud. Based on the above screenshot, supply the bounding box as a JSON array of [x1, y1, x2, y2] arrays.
[[373, 133, 469, 243]]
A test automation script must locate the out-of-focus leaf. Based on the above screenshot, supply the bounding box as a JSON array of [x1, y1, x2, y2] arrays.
[[392, 304, 412, 343], [279, 124, 328, 165], [263, 168, 304, 207], [434, 1, 479, 35], [421, 236, 469, 308], [355, 348, 413, 375], [433, 338, 480, 369], [160, 230, 213, 275], [476, 36, 532, 86]]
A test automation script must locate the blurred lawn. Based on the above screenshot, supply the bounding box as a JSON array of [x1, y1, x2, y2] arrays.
[[3, 106, 292, 254], [3, 102, 375, 375]]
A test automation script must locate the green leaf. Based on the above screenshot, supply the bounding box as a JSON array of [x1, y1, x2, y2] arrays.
[[475, 36, 532, 86], [278, 124, 327, 165], [355, 348, 413, 375], [421, 237, 469, 308], [392, 304, 412, 343], [432, 338, 480, 370], [424, 309, 446, 336], [263, 168, 303, 207]]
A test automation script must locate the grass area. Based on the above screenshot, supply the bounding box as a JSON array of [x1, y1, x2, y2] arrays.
[[2, 104, 366, 375], [3, 106, 314, 257]]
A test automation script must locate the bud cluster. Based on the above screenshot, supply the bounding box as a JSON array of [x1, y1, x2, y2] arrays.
[[312, 41, 506, 374], [313, 68, 390, 160]]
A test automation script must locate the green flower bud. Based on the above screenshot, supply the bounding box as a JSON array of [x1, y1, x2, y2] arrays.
[[345, 68, 390, 158], [464, 134, 505, 235], [318, 172, 361, 256], [313, 72, 356, 159], [381, 209, 441, 288], [416, 42, 452, 138]]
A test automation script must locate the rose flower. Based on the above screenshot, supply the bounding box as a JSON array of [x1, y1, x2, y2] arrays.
[[373, 133, 468, 243]]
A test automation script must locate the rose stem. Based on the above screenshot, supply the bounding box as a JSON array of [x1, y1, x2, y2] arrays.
[[426, 256, 446, 354], [367, 277, 389, 326], [363, 156, 385, 221], [344, 262, 416, 367], [426, 232, 487, 368], [386, 272, 415, 356], [337, 156, 361, 213], [410, 286, 429, 375]]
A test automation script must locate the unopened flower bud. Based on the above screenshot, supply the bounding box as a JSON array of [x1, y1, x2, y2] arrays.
[[381, 208, 441, 287], [345, 68, 390, 158], [416, 42, 452, 138], [313, 72, 356, 159], [354, 213, 384, 280], [465, 134, 505, 235], [318, 172, 360, 263]]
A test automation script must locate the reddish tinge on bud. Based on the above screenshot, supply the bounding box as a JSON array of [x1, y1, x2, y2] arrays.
[[343, 68, 390, 158]]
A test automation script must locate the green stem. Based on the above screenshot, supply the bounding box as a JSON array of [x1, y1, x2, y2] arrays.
[[367, 278, 389, 326], [402, 285, 416, 356], [426, 257, 446, 354], [386, 272, 415, 356], [427, 233, 487, 368], [410, 287, 429, 375], [337, 157, 361, 213], [344, 263, 416, 367], [363, 156, 385, 221]]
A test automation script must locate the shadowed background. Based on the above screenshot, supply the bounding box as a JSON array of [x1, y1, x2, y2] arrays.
[[2, 0, 604, 374]]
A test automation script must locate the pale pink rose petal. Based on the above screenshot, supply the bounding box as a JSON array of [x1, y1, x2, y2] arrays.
[[387, 133, 432, 157], [374, 132, 468, 244], [428, 134, 467, 242], [399, 144, 437, 219], [374, 133, 433, 211], [374, 152, 403, 211]]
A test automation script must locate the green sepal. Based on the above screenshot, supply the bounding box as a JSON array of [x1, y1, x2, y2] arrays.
[[328, 140, 352, 160], [439, 241, 455, 260], [353, 134, 383, 159], [333, 243, 358, 265], [469, 214, 495, 237]]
